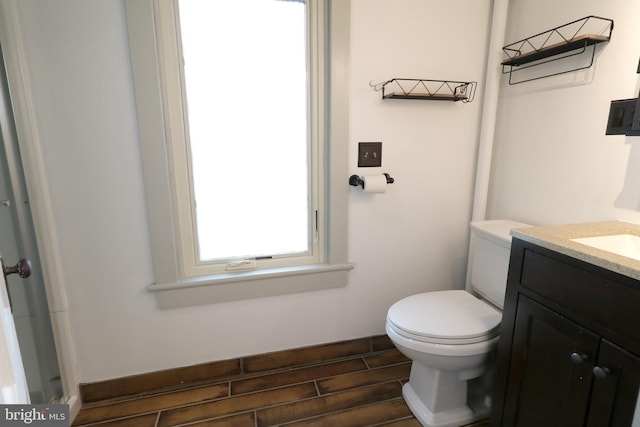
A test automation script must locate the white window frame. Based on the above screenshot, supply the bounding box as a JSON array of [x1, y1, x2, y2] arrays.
[[160, 0, 322, 276], [124, 0, 352, 308]]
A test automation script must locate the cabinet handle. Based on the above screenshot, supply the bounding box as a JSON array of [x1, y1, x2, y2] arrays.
[[593, 366, 610, 379], [570, 352, 588, 364]]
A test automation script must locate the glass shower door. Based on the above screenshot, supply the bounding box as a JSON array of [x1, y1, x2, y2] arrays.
[[0, 43, 63, 403]]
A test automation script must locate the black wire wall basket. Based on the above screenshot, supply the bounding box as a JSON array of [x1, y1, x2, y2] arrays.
[[370, 78, 477, 103], [501, 15, 614, 84]]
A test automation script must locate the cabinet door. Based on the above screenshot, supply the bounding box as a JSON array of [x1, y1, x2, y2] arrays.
[[586, 340, 640, 426], [503, 295, 600, 427]]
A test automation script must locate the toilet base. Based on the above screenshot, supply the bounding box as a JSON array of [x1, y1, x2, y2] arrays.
[[402, 381, 490, 427]]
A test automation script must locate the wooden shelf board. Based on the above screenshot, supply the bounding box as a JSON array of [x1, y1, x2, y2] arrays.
[[501, 34, 609, 66], [383, 92, 468, 101]]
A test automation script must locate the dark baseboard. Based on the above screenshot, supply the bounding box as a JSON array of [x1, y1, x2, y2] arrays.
[[79, 334, 394, 404]]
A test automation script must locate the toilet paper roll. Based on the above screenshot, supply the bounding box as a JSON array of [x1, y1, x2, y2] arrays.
[[362, 174, 388, 194]]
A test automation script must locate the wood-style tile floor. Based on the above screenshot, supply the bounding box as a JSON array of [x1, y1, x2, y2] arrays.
[[72, 336, 490, 427]]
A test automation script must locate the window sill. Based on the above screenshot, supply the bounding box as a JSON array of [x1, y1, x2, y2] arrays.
[[147, 263, 354, 308]]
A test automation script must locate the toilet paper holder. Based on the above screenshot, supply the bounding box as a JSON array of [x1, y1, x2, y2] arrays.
[[349, 173, 395, 189]]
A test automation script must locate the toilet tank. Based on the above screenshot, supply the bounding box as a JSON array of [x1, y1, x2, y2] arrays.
[[466, 220, 531, 309]]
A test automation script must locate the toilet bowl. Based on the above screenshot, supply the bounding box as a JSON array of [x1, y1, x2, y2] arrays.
[[387, 290, 500, 427], [386, 220, 530, 427]]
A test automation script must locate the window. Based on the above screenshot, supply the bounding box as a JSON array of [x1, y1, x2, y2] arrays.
[[125, 0, 352, 307], [169, 0, 319, 276], [182, 0, 311, 267]]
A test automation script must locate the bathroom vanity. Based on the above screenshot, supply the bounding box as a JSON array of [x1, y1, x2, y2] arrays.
[[490, 221, 640, 426]]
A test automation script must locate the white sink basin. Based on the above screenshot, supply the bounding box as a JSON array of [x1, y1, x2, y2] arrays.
[[571, 234, 640, 261]]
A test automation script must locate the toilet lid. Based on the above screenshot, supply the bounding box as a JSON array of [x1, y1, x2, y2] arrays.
[[387, 290, 501, 344]]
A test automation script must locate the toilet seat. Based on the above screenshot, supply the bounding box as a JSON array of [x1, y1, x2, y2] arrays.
[[387, 290, 501, 345]]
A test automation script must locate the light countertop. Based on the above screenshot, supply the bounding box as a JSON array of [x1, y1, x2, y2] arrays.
[[511, 221, 640, 281]]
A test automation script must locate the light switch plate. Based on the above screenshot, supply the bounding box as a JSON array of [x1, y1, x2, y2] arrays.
[[358, 142, 382, 167]]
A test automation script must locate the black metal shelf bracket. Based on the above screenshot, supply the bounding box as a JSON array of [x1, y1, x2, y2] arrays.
[[370, 79, 477, 103], [501, 16, 614, 85]]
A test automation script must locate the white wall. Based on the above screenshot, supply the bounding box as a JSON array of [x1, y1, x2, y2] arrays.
[[9, 0, 492, 384], [488, 0, 640, 225]]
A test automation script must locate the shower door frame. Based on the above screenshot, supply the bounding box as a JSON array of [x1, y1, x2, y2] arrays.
[[0, 0, 80, 416]]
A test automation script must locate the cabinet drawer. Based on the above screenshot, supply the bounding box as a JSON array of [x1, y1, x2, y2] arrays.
[[519, 248, 640, 345]]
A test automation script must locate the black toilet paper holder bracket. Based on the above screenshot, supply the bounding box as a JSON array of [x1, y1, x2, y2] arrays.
[[349, 173, 395, 189]]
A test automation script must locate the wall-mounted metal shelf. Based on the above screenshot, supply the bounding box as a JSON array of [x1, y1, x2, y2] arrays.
[[371, 79, 477, 103], [501, 16, 614, 84]]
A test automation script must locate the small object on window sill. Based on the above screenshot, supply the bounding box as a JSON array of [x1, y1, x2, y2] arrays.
[[226, 258, 257, 272]]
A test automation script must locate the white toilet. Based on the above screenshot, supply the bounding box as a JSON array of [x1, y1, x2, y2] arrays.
[[386, 220, 530, 427]]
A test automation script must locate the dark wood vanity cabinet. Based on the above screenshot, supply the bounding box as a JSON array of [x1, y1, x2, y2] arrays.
[[491, 238, 640, 426]]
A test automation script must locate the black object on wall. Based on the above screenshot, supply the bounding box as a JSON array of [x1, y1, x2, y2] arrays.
[[605, 98, 637, 135], [605, 58, 640, 136]]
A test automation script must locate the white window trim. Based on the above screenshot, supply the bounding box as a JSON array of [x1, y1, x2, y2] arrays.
[[124, 0, 352, 308]]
